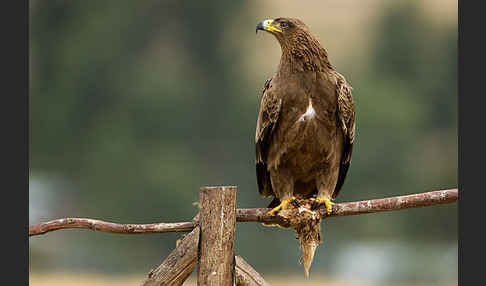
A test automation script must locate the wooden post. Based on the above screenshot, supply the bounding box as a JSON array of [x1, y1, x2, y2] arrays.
[[141, 226, 200, 286], [197, 186, 237, 286], [235, 255, 270, 286]]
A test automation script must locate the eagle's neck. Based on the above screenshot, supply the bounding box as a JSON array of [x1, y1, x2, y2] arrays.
[[277, 33, 333, 74]]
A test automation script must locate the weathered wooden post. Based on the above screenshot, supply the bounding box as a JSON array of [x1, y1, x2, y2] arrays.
[[198, 186, 237, 286], [141, 225, 200, 286], [235, 255, 270, 286]]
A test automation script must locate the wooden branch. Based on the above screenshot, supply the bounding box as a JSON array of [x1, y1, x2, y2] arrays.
[[331, 188, 458, 216], [235, 255, 270, 286], [29, 188, 458, 236], [198, 186, 237, 286], [29, 218, 196, 237], [141, 226, 200, 286], [236, 188, 458, 225]]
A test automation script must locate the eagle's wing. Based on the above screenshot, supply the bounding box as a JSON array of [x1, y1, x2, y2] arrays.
[[333, 76, 355, 199], [255, 77, 282, 198]]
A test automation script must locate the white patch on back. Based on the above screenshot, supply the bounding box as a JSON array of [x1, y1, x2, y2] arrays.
[[298, 98, 316, 122]]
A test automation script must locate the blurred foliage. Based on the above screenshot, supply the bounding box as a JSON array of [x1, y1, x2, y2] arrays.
[[29, 0, 457, 282]]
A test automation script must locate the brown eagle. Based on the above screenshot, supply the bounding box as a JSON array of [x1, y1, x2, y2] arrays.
[[255, 17, 355, 276]]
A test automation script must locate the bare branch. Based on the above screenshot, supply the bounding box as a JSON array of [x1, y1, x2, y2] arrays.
[[29, 188, 457, 237], [29, 218, 196, 237], [237, 188, 458, 225]]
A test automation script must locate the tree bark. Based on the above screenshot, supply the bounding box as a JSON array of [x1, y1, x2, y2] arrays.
[[197, 186, 237, 286], [141, 226, 200, 286]]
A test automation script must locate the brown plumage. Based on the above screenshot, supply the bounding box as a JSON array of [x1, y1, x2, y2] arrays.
[[255, 17, 355, 277]]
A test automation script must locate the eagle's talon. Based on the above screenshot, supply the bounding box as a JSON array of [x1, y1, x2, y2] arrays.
[[291, 198, 301, 208], [268, 197, 296, 216], [268, 206, 281, 216], [310, 201, 321, 211], [311, 198, 333, 216]]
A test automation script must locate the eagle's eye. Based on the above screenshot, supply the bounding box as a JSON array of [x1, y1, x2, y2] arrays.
[[280, 21, 289, 28]]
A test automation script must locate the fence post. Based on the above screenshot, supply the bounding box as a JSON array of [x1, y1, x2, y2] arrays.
[[141, 225, 200, 286], [235, 255, 270, 286], [198, 186, 237, 286]]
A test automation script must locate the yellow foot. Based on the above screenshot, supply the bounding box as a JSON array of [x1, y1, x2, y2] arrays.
[[268, 196, 297, 216], [311, 198, 333, 215]]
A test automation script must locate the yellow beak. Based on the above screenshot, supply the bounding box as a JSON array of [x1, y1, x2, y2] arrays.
[[256, 19, 282, 34]]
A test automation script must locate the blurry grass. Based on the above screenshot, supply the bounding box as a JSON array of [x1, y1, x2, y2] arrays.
[[29, 271, 457, 286]]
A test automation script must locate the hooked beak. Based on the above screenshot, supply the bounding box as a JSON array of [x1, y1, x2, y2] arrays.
[[256, 19, 282, 34]]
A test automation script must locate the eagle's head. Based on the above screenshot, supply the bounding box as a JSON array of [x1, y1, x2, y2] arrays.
[[256, 17, 332, 71], [256, 17, 310, 44]]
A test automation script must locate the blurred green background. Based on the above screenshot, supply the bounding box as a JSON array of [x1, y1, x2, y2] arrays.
[[29, 0, 457, 285]]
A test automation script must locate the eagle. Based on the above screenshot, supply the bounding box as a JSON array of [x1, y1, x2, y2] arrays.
[[255, 17, 355, 276]]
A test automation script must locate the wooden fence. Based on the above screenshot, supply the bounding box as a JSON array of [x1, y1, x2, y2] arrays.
[[29, 186, 458, 286]]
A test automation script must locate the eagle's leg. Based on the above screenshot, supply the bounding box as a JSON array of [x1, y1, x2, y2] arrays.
[[311, 197, 333, 215], [312, 172, 338, 215], [268, 196, 298, 216], [268, 169, 295, 216]]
